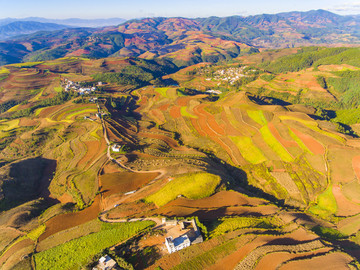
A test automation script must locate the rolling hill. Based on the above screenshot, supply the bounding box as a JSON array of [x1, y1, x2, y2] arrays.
[[0, 48, 360, 269], [0, 10, 359, 66], [0, 21, 70, 41]]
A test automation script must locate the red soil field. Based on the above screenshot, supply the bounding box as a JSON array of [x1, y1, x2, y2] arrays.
[[149, 109, 166, 123], [66, 49, 89, 56], [139, 96, 148, 107], [107, 201, 157, 219], [290, 127, 325, 155], [268, 122, 298, 148], [208, 228, 319, 270], [352, 156, 360, 181], [169, 105, 181, 118], [153, 204, 278, 220], [279, 252, 353, 270], [151, 191, 276, 219], [139, 132, 187, 151], [38, 105, 61, 118], [57, 192, 74, 204], [0, 238, 34, 266], [197, 104, 226, 136], [105, 126, 122, 142], [19, 118, 38, 127], [190, 108, 245, 164], [176, 96, 192, 106], [220, 111, 244, 136], [333, 185, 360, 216], [77, 139, 106, 168], [157, 104, 169, 111], [254, 247, 333, 270], [190, 117, 206, 137], [100, 172, 159, 198], [168, 191, 267, 207], [38, 196, 100, 242]]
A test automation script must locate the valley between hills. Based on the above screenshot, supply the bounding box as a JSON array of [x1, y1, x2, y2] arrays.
[[1, 44, 360, 269]]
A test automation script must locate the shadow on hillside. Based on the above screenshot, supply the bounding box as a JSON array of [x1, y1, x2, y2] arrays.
[[0, 157, 57, 211], [196, 152, 286, 208]]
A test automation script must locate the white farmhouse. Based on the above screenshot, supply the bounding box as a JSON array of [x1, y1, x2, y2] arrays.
[[111, 144, 121, 152], [165, 235, 191, 254]]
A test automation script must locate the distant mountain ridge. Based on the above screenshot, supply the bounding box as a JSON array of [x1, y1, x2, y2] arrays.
[[0, 17, 127, 28], [0, 10, 359, 66], [0, 21, 69, 41]]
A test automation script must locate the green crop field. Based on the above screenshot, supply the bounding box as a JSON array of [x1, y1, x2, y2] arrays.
[[0, 67, 10, 74], [146, 172, 221, 207], [210, 216, 278, 237], [155, 87, 170, 97], [247, 110, 267, 126], [65, 108, 97, 120], [0, 119, 20, 138], [34, 221, 154, 270], [90, 126, 101, 140], [309, 185, 337, 219], [279, 115, 345, 142], [28, 225, 46, 241], [260, 125, 293, 162], [180, 106, 197, 118], [54, 86, 63, 93], [230, 136, 267, 164], [9, 62, 43, 68], [172, 238, 238, 270], [288, 128, 312, 154]]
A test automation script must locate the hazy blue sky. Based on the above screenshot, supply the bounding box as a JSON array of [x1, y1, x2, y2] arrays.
[[0, 0, 359, 19]]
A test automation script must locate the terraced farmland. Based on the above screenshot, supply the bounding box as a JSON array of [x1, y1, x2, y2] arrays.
[[2, 55, 360, 269]]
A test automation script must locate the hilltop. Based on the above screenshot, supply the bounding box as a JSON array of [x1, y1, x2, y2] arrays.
[[0, 10, 359, 66]]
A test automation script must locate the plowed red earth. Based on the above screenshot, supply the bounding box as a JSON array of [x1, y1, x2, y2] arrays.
[[290, 127, 325, 155], [19, 118, 38, 127], [208, 228, 319, 270], [190, 108, 244, 165], [352, 156, 360, 181], [138, 132, 187, 151], [194, 104, 225, 135], [169, 105, 181, 118], [150, 109, 165, 123], [333, 185, 360, 216], [220, 110, 244, 136], [77, 139, 106, 168], [268, 122, 298, 148], [279, 252, 353, 270], [100, 172, 159, 198], [0, 238, 34, 266], [158, 104, 169, 111], [151, 191, 276, 219], [254, 247, 333, 270], [38, 196, 100, 241], [176, 96, 192, 106]]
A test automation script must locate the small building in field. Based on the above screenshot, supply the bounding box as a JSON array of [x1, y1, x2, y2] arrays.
[[93, 255, 117, 270], [165, 235, 191, 254], [206, 89, 222, 95], [111, 144, 121, 152], [163, 218, 203, 253]]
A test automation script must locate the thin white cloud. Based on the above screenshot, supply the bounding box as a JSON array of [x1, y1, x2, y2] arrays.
[[330, 1, 360, 13]]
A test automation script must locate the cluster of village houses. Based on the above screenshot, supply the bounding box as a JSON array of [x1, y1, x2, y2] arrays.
[[63, 78, 99, 94], [203, 66, 256, 85], [93, 218, 203, 270]]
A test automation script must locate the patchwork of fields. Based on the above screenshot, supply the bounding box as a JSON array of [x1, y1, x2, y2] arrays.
[[1, 55, 360, 270]]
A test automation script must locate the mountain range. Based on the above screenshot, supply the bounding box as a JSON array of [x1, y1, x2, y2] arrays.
[[0, 10, 359, 66], [0, 17, 126, 28], [0, 21, 70, 41]]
